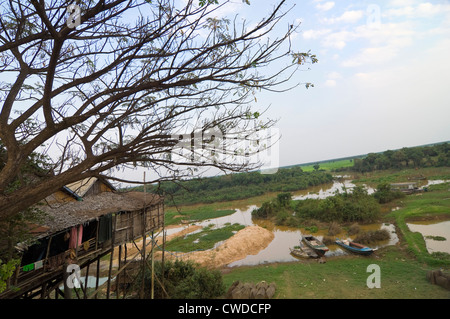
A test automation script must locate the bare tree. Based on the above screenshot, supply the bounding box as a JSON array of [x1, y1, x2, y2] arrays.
[[0, 0, 317, 220]]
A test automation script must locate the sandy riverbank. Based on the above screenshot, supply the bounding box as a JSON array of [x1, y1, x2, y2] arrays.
[[108, 224, 274, 269], [159, 225, 274, 268]]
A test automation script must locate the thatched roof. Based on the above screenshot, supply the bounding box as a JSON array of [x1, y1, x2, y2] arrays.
[[65, 176, 116, 197], [38, 191, 163, 235]]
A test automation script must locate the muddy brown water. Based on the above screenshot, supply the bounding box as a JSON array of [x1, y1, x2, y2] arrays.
[[407, 220, 450, 254], [167, 180, 400, 267]]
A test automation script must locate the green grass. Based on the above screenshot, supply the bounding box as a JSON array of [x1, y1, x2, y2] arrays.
[[223, 246, 450, 299], [161, 166, 450, 298], [352, 166, 450, 187], [300, 159, 355, 172], [165, 223, 245, 252], [221, 167, 450, 298], [165, 206, 235, 226], [384, 182, 450, 266]]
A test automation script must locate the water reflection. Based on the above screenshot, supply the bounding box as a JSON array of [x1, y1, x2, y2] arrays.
[[167, 180, 399, 267], [407, 220, 450, 254]]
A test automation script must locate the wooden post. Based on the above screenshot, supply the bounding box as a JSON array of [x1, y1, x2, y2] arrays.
[[84, 263, 90, 299], [162, 229, 166, 292], [123, 243, 127, 299], [140, 211, 146, 298], [151, 231, 154, 299], [117, 244, 122, 299], [63, 261, 72, 299], [106, 214, 116, 299], [95, 256, 100, 299]]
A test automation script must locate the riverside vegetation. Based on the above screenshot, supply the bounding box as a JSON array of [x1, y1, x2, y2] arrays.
[[224, 169, 450, 299], [139, 142, 450, 299]]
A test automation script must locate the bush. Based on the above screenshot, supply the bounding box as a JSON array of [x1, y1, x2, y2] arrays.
[[327, 222, 341, 236], [252, 201, 276, 219], [322, 236, 335, 245], [294, 186, 380, 223], [137, 259, 225, 299], [373, 182, 405, 204], [348, 223, 360, 236], [353, 229, 390, 244]]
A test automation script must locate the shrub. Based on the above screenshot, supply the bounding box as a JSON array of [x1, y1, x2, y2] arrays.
[[275, 210, 290, 225], [252, 201, 276, 219], [373, 182, 405, 204], [137, 259, 225, 299], [348, 223, 360, 236], [327, 222, 341, 236], [322, 236, 335, 245], [353, 229, 390, 244]]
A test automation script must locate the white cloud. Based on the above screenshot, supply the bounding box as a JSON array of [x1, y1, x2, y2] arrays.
[[321, 30, 353, 49], [316, 1, 335, 11], [322, 21, 414, 58], [327, 71, 342, 80], [388, 0, 417, 7], [384, 2, 450, 18], [324, 71, 342, 87], [324, 79, 336, 87], [384, 6, 415, 18], [416, 3, 443, 16], [302, 28, 332, 40], [322, 10, 364, 24], [341, 45, 399, 67]]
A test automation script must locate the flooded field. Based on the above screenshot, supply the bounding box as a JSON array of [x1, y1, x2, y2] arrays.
[[407, 220, 450, 254], [166, 180, 398, 267]]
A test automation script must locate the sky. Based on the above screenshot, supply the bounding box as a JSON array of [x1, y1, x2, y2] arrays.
[[110, 0, 450, 183], [217, 0, 450, 168], [5, 0, 449, 184]]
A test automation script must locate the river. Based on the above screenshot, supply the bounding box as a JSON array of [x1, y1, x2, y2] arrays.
[[165, 180, 398, 267]]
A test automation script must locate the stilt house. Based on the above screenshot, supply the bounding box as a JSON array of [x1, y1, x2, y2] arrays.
[[0, 182, 164, 299]]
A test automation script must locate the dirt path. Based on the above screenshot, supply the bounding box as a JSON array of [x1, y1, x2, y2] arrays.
[[159, 225, 274, 268]]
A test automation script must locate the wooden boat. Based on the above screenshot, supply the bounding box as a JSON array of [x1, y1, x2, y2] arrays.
[[335, 238, 377, 256], [302, 235, 329, 257], [289, 243, 319, 259]]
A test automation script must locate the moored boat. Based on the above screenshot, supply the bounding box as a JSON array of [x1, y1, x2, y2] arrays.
[[289, 244, 319, 259], [302, 235, 329, 257], [335, 238, 376, 256]]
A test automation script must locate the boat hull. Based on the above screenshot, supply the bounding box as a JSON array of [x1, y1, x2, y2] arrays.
[[289, 247, 319, 259], [302, 235, 329, 257], [335, 239, 375, 256]]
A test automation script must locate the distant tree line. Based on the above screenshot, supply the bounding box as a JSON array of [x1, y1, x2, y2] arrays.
[[347, 143, 450, 173], [135, 167, 333, 206]]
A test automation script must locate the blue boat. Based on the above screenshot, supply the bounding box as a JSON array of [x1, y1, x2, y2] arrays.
[[335, 239, 376, 256]]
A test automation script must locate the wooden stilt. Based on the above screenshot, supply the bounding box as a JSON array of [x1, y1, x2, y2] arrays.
[[63, 262, 72, 299], [123, 243, 128, 299], [117, 244, 122, 299], [151, 231, 154, 299], [162, 229, 166, 293], [106, 214, 116, 299], [84, 263, 90, 299], [140, 212, 146, 298], [95, 256, 100, 299]]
